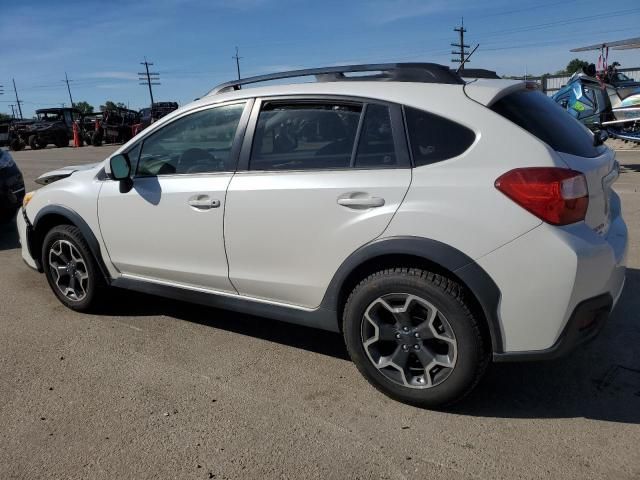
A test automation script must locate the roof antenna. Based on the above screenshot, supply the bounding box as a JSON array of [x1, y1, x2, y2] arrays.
[[456, 44, 479, 74]]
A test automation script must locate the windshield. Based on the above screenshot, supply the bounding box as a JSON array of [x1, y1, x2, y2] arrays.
[[36, 112, 63, 121], [491, 90, 606, 158]]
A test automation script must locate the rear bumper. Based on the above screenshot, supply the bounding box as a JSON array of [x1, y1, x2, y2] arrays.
[[478, 202, 627, 356], [493, 293, 614, 361]]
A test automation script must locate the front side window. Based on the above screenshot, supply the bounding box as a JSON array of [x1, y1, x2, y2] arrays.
[[250, 102, 361, 171], [136, 102, 245, 176]]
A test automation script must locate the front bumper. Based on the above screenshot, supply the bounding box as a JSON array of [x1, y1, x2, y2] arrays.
[[0, 169, 25, 218], [17, 208, 39, 270]]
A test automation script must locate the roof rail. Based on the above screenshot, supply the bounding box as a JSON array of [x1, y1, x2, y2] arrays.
[[206, 62, 464, 96]]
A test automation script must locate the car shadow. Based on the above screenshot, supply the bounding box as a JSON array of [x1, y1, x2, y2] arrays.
[[452, 267, 640, 424], [100, 288, 350, 360], [620, 163, 640, 173], [99, 268, 640, 423], [0, 217, 19, 251]]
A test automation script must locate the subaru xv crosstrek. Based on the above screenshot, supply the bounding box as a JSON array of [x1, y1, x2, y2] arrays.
[[17, 63, 627, 407]]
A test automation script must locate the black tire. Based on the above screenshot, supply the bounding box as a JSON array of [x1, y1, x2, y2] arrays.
[[91, 132, 103, 147], [28, 134, 42, 150], [9, 138, 23, 151], [42, 225, 106, 312], [343, 268, 489, 408]]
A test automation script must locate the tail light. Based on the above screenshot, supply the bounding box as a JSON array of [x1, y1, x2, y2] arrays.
[[495, 168, 589, 225]]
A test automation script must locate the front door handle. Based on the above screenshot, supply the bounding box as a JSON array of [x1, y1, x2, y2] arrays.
[[337, 192, 385, 209], [188, 195, 220, 210]]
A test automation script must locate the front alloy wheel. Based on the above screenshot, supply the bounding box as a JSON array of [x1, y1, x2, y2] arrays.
[[42, 225, 106, 311], [48, 239, 89, 301]]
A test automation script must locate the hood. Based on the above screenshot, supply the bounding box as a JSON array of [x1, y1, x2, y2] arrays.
[[28, 121, 63, 131], [35, 162, 100, 186]]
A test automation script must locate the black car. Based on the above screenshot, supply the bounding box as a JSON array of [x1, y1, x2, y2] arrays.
[[0, 150, 25, 222]]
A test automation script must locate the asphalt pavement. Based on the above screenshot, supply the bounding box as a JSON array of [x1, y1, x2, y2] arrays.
[[1, 143, 639, 479]]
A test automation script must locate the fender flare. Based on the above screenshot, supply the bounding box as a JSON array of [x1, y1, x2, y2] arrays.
[[32, 205, 111, 282], [319, 236, 504, 353]]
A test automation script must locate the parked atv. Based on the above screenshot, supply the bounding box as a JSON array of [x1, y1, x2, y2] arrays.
[[6, 119, 35, 151], [19, 108, 80, 150], [132, 101, 178, 136], [87, 107, 139, 146]]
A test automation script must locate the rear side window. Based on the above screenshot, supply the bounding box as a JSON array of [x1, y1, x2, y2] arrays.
[[491, 90, 605, 158], [404, 107, 476, 166], [251, 103, 361, 170]]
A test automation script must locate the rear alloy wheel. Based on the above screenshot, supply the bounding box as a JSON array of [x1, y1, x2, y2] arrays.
[[361, 293, 457, 389], [42, 225, 106, 311], [343, 268, 489, 408]]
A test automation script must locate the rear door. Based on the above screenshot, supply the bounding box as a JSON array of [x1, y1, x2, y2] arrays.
[[224, 98, 412, 308]]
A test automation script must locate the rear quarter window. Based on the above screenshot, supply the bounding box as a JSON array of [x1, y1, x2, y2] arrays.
[[491, 89, 605, 158], [404, 107, 476, 167]]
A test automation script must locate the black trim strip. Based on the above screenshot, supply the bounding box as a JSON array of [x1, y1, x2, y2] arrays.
[[112, 277, 340, 332]]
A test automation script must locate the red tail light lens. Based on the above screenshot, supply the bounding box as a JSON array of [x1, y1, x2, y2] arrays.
[[495, 168, 589, 225]]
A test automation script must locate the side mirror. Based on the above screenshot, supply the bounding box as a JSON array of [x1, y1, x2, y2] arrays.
[[109, 154, 133, 193], [110, 154, 131, 180], [594, 130, 608, 147]]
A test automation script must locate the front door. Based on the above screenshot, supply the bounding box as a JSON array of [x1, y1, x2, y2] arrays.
[[98, 101, 249, 292], [225, 99, 412, 308]]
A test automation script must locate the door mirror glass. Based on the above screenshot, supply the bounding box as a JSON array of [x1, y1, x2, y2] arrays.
[[110, 154, 131, 180]]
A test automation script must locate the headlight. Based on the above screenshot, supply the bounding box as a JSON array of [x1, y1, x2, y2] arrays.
[[23, 191, 35, 208]]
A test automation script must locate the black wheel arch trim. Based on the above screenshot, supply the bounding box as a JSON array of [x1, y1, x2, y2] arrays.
[[31, 205, 111, 281], [318, 236, 505, 353]]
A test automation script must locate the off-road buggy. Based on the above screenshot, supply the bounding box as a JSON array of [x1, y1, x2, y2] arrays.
[[15, 108, 80, 150]]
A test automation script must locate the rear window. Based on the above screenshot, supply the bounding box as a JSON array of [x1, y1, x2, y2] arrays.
[[404, 107, 476, 167], [491, 89, 605, 158]]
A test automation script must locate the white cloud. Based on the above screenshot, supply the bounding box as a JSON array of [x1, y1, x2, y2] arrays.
[[366, 0, 457, 24], [82, 71, 139, 81]]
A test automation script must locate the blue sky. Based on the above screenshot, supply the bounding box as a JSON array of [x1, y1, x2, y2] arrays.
[[1, 0, 639, 117]]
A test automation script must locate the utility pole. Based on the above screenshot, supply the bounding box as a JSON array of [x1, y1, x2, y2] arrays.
[[12, 79, 23, 119], [232, 46, 242, 80], [10, 104, 16, 118], [451, 18, 470, 72], [63, 72, 74, 107], [138, 57, 160, 107]]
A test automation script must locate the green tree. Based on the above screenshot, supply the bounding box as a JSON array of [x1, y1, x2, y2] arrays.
[[564, 58, 590, 75], [100, 100, 127, 111], [0, 112, 12, 121], [74, 101, 94, 114]]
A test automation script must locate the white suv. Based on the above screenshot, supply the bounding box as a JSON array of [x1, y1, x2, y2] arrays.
[[17, 63, 627, 407]]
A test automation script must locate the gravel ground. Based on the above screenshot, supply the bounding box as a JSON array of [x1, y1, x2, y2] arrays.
[[0, 144, 639, 479]]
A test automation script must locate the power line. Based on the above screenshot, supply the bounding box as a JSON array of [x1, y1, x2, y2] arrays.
[[138, 57, 160, 107], [63, 72, 74, 107], [233, 46, 242, 80]]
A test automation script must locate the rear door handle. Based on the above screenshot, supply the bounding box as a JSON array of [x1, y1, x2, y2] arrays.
[[188, 195, 220, 210], [337, 193, 385, 209]]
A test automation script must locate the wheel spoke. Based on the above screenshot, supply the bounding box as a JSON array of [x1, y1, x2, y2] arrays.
[[414, 346, 435, 367]]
